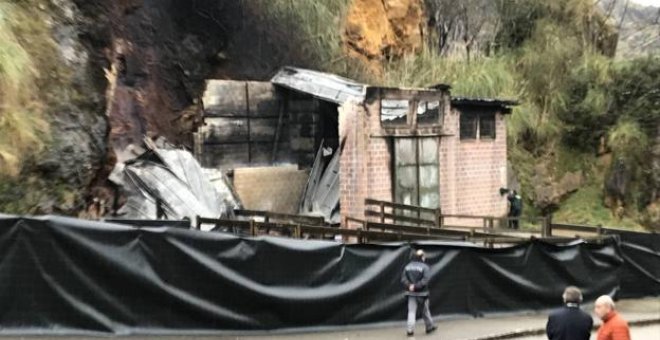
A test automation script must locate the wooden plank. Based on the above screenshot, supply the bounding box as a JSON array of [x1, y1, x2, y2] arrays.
[[247, 82, 281, 117], [365, 210, 435, 226], [202, 118, 288, 144], [235, 209, 325, 226], [272, 99, 286, 164], [245, 83, 252, 163], [203, 81, 281, 118], [199, 144, 250, 168], [365, 198, 438, 214], [203, 80, 248, 116], [202, 117, 249, 143], [199, 141, 294, 167]]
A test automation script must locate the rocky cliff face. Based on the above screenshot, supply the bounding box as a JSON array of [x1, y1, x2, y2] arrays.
[[0, 0, 228, 214], [95, 0, 227, 158], [0, 1, 107, 214], [344, 0, 425, 68]]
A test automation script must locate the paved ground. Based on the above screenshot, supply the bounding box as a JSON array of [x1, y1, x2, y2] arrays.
[[0, 298, 656, 340], [516, 324, 659, 340]]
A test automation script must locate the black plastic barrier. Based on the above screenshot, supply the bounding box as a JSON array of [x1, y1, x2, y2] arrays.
[[615, 230, 660, 298], [0, 215, 653, 335]]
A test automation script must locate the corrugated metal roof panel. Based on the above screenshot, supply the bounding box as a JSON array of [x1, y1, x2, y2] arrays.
[[271, 67, 366, 104]]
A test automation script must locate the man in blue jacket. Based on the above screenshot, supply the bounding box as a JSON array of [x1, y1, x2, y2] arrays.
[[401, 249, 437, 337], [546, 286, 593, 340]]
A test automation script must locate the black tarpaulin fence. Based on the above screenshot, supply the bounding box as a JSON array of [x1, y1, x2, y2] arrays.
[[0, 215, 656, 335]]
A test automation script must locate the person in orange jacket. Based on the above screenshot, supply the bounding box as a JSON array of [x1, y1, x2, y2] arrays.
[[594, 295, 631, 340]]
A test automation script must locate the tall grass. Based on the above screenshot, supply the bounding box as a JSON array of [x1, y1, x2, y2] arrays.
[[382, 48, 521, 98], [0, 2, 50, 177]]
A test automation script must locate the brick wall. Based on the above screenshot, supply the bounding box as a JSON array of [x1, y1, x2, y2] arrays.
[[339, 101, 368, 226], [451, 109, 508, 219], [439, 101, 459, 215], [339, 91, 509, 227], [365, 98, 393, 204]]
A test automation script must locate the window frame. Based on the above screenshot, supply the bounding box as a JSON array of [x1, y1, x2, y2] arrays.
[[460, 112, 479, 140], [459, 110, 497, 141], [392, 137, 440, 214], [379, 96, 445, 130], [479, 113, 496, 139]]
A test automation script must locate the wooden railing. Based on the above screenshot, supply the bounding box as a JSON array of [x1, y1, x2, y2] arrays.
[[364, 198, 552, 236], [233, 209, 327, 226], [363, 198, 659, 239], [196, 216, 548, 245], [364, 198, 439, 226], [546, 222, 647, 237], [196, 216, 606, 246]]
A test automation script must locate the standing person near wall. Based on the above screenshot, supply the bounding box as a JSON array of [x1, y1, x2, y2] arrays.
[[500, 188, 523, 229], [401, 249, 437, 337], [546, 286, 593, 340], [595, 295, 631, 340]]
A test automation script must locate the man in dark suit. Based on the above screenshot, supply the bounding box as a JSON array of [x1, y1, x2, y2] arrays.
[[546, 286, 594, 340]]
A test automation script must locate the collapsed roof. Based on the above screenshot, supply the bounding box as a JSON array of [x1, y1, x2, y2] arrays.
[[271, 66, 367, 104]]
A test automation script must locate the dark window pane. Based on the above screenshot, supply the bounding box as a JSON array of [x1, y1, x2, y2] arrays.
[[381, 99, 409, 126], [417, 100, 441, 125], [480, 114, 496, 139], [460, 113, 478, 139]]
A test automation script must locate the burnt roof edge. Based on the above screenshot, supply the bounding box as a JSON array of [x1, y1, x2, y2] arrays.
[[451, 97, 519, 113]]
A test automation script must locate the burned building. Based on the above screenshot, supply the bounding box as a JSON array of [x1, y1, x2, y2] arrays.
[[196, 67, 516, 226]]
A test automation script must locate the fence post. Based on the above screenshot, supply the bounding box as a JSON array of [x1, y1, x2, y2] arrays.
[[435, 209, 442, 228], [295, 224, 302, 239], [249, 219, 256, 236]]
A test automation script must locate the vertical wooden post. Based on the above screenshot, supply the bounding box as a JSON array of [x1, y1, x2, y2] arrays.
[[542, 215, 553, 237], [249, 219, 256, 236], [295, 224, 302, 239], [435, 209, 442, 228], [245, 83, 252, 164], [271, 95, 286, 164]]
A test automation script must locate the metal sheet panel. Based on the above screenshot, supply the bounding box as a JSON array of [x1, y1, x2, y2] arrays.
[[271, 67, 366, 104]]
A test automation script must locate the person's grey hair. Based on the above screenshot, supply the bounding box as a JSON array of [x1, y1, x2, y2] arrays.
[[596, 295, 615, 309], [562, 286, 583, 303]]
